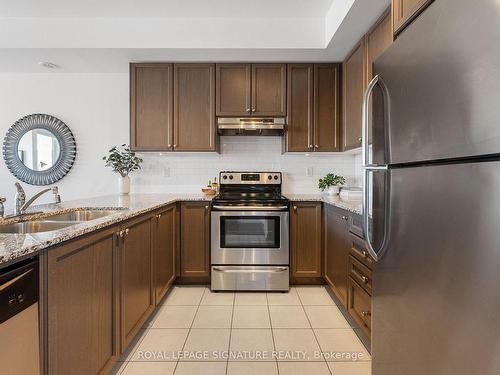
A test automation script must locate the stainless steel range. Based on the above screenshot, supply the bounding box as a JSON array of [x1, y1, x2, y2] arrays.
[[211, 172, 289, 291]]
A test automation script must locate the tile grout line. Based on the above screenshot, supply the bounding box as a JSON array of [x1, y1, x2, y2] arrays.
[[267, 290, 280, 375], [296, 287, 334, 375], [225, 292, 236, 375]]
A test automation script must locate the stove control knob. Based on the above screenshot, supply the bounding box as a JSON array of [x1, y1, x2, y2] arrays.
[[229, 175, 234, 180], [222, 175, 228, 180], [274, 175, 279, 180], [268, 175, 272, 180]]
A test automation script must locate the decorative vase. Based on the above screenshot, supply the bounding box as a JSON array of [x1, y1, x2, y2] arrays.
[[118, 175, 130, 195], [326, 185, 340, 196]]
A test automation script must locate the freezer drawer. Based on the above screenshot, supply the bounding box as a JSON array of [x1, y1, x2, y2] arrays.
[[211, 266, 289, 291]]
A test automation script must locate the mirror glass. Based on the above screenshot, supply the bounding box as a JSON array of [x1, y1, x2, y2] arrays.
[[17, 129, 61, 171]]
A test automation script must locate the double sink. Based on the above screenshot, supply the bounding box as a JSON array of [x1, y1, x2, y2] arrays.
[[0, 209, 125, 234]]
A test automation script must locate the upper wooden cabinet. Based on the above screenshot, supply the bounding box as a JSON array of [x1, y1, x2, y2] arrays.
[[216, 64, 251, 116], [216, 63, 286, 117], [291, 202, 323, 281], [47, 228, 118, 375], [130, 63, 216, 152], [343, 40, 366, 151], [365, 9, 393, 86], [392, 0, 433, 36], [286, 64, 340, 152], [173, 64, 216, 151], [130, 63, 173, 151], [180, 202, 210, 282]]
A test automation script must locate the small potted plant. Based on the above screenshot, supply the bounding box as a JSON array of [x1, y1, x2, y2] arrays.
[[318, 173, 346, 196], [103, 144, 143, 195]]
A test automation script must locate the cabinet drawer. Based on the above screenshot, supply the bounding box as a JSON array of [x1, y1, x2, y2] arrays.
[[349, 234, 374, 270], [347, 276, 372, 337], [348, 213, 363, 238], [348, 255, 372, 294]]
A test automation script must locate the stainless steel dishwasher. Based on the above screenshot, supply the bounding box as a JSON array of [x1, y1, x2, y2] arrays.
[[0, 258, 40, 375]]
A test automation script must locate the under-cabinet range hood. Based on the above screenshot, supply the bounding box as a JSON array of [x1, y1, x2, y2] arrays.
[[217, 117, 286, 136]]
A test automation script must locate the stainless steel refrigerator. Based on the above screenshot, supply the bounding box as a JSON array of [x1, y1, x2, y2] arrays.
[[363, 0, 500, 374]]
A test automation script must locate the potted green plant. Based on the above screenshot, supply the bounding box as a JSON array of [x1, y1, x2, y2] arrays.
[[103, 144, 143, 195], [318, 173, 346, 196]]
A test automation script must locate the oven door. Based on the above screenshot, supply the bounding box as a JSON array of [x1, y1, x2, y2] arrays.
[[211, 210, 289, 265]]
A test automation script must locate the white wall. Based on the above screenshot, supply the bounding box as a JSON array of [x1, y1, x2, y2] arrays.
[[0, 72, 359, 213]]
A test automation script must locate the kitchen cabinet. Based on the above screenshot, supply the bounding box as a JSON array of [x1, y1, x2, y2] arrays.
[[216, 63, 286, 117], [153, 204, 176, 304], [285, 64, 340, 152], [130, 63, 173, 151], [342, 40, 365, 151], [216, 64, 251, 116], [324, 204, 350, 307], [347, 276, 372, 337], [119, 215, 154, 351], [173, 63, 216, 151], [180, 202, 210, 282], [291, 202, 323, 281], [47, 227, 118, 375], [392, 0, 434, 37]]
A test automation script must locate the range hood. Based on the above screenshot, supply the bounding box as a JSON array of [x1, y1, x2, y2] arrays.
[[217, 117, 286, 136]]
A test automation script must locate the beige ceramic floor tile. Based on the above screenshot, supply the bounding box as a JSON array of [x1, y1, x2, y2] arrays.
[[174, 361, 227, 375], [165, 287, 206, 305], [109, 360, 127, 375], [296, 286, 335, 306], [121, 329, 149, 361], [152, 305, 198, 328], [303, 305, 350, 329], [227, 361, 279, 375], [201, 290, 235, 305], [121, 362, 177, 375], [272, 329, 322, 361], [130, 329, 189, 361], [278, 361, 331, 375], [229, 329, 275, 361], [192, 305, 233, 328], [182, 329, 230, 361], [314, 329, 371, 362], [269, 306, 310, 328], [327, 361, 372, 375], [235, 292, 268, 305], [232, 306, 271, 328], [267, 288, 301, 305]]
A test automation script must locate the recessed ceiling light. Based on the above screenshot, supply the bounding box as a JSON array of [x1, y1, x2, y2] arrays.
[[38, 62, 60, 69]]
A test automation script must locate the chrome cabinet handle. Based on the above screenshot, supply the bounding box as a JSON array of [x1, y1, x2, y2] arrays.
[[173, 144, 177, 148], [167, 144, 171, 148], [293, 206, 297, 211], [342, 215, 348, 221], [118, 230, 125, 238], [125, 228, 130, 236], [251, 108, 256, 112], [246, 108, 251, 112], [362, 75, 392, 262], [315, 144, 319, 148], [213, 267, 288, 273], [362, 250, 370, 258], [361, 311, 371, 317], [212, 205, 288, 211]]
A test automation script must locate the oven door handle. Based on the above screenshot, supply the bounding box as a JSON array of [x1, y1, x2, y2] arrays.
[[211, 205, 289, 211], [212, 267, 289, 273]]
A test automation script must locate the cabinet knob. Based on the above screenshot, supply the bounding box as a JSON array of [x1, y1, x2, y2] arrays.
[[361, 310, 371, 317], [157, 213, 162, 219], [125, 228, 130, 236], [167, 144, 171, 148], [342, 215, 348, 221], [293, 206, 297, 211], [252, 108, 256, 112], [173, 144, 177, 148], [246, 108, 251, 113], [308, 145, 313, 149], [361, 276, 369, 284], [119, 230, 125, 238], [358, 137, 362, 142], [362, 250, 369, 258], [205, 205, 209, 210]]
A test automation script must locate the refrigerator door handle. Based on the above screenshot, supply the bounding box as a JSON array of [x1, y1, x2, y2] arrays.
[[362, 74, 392, 262]]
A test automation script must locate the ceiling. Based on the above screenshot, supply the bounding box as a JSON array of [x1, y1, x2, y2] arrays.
[[0, 0, 390, 72]]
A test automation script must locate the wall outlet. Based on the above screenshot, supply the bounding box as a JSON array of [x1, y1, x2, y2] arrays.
[[306, 167, 313, 177]]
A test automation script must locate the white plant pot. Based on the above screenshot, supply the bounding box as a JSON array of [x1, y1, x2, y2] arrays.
[[326, 185, 340, 196], [118, 175, 130, 195]]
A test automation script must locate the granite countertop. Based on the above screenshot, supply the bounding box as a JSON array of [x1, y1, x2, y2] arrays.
[[0, 193, 211, 268], [285, 194, 362, 215]]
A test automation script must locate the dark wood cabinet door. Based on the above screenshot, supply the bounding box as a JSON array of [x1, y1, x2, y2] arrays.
[[47, 229, 117, 375], [392, 0, 433, 36], [120, 215, 153, 351], [173, 64, 216, 151], [130, 63, 173, 151], [180, 202, 210, 280], [291, 202, 322, 280], [314, 64, 341, 152], [324, 205, 349, 307], [286, 64, 314, 152], [343, 40, 365, 151], [216, 63, 251, 116], [347, 276, 372, 337], [154, 205, 176, 304], [365, 9, 392, 86], [251, 64, 286, 116]]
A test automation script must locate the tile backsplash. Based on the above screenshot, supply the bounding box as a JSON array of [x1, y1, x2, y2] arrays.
[[133, 136, 360, 194]]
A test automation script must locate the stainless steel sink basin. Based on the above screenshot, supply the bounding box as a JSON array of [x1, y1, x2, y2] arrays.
[[0, 221, 75, 234], [44, 209, 123, 222]]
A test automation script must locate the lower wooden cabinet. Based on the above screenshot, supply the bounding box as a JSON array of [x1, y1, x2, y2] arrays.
[[324, 204, 350, 307], [348, 276, 372, 337], [291, 202, 323, 281], [47, 228, 117, 375], [119, 215, 154, 351], [153, 204, 177, 304], [180, 202, 210, 282]]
